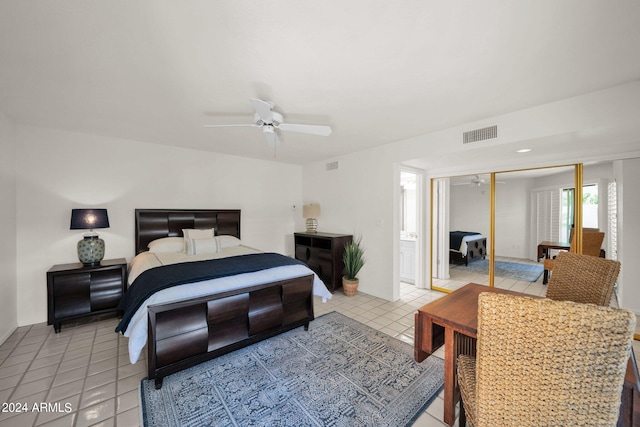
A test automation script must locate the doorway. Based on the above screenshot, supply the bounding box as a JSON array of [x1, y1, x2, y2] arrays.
[[399, 168, 424, 289]]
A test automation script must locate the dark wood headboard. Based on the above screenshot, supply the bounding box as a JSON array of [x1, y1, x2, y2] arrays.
[[135, 209, 241, 254]]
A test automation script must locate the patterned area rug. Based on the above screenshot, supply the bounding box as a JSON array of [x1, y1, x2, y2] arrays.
[[453, 259, 544, 282], [140, 311, 444, 427]]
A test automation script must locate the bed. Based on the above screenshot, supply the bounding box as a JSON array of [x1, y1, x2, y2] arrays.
[[116, 209, 332, 389], [449, 230, 487, 266]]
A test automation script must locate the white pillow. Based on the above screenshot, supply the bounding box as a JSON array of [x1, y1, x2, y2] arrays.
[[216, 235, 242, 249], [148, 237, 185, 253], [185, 237, 219, 255], [182, 228, 216, 240]]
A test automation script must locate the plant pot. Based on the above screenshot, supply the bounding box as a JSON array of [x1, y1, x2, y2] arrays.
[[342, 277, 359, 296]]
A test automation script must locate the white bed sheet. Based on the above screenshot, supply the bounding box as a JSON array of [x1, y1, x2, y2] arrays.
[[453, 234, 485, 253], [123, 246, 332, 364]]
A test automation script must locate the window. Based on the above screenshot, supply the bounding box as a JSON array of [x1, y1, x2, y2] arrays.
[[560, 188, 575, 242], [560, 184, 598, 241], [582, 184, 598, 229]]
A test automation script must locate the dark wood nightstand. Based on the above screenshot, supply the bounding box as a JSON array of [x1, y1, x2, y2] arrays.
[[294, 232, 352, 293], [47, 258, 127, 333]]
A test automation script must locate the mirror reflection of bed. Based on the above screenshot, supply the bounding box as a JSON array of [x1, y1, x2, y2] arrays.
[[432, 163, 611, 294], [432, 164, 612, 294], [434, 174, 491, 291]]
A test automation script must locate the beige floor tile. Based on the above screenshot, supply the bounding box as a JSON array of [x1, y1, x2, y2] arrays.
[[57, 354, 90, 374], [75, 399, 116, 427], [116, 389, 138, 414], [80, 382, 116, 410], [35, 412, 76, 427], [83, 369, 116, 391], [51, 366, 87, 388], [116, 407, 140, 427], [34, 394, 80, 426], [46, 380, 85, 403], [11, 378, 53, 401]]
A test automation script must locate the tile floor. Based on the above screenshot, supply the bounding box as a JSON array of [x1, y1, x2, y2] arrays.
[[1, 260, 638, 427]]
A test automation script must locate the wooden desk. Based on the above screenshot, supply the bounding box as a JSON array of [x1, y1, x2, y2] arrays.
[[537, 240, 570, 261], [537, 240, 606, 261], [537, 240, 607, 283], [414, 283, 527, 426], [414, 282, 639, 426]]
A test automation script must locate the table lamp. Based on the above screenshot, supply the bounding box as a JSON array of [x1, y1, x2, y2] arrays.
[[303, 204, 320, 233], [70, 208, 110, 265]]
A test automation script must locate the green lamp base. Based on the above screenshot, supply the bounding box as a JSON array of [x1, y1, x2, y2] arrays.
[[77, 235, 105, 266]]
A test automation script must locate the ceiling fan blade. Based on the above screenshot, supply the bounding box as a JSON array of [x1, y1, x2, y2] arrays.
[[277, 123, 332, 136], [203, 124, 258, 128], [250, 98, 274, 124]]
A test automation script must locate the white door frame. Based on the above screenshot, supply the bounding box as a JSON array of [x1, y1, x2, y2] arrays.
[[396, 166, 425, 293]]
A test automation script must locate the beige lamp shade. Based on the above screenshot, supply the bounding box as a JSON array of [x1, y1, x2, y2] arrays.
[[302, 204, 320, 218]]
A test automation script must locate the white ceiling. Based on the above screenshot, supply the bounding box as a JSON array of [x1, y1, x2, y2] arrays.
[[2, 1, 640, 164]]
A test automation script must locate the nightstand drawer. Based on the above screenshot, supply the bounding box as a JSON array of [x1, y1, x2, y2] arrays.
[[89, 269, 126, 311], [52, 273, 91, 318]]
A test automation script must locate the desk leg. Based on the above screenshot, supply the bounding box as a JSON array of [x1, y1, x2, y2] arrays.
[[415, 312, 444, 363], [443, 327, 456, 426], [414, 313, 427, 362], [414, 312, 433, 362]]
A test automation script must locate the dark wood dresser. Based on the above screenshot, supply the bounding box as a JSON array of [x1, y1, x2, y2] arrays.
[[47, 258, 127, 332], [294, 232, 352, 293]]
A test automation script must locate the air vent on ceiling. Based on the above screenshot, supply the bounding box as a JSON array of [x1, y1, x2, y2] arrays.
[[463, 125, 497, 144], [326, 161, 339, 171]]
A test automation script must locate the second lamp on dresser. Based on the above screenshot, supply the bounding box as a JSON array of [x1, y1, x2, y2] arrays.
[[294, 232, 352, 293]]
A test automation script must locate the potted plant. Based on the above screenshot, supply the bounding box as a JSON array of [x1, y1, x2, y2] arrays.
[[342, 236, 365, 296]]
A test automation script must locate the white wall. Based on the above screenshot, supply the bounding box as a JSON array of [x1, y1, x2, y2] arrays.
[[0, 112, 18, 342], [494, 177, 532, 259], [449, 184, 491, 238], [449, 184, 491, 252], [15, 125, 304, 326], [616, 158, 640, 313], [302, 150, 395, 300]]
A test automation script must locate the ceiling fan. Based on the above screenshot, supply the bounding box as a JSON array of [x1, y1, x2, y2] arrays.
[[452, 175, 505, 186], [204, 99, 332, 154]]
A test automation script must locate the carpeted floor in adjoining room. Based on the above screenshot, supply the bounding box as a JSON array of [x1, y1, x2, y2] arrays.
[[450, 259, 544, 282]]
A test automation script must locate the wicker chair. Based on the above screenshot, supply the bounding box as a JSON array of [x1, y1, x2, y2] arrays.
[[543, 231, 605, 284], [457, 293, 635, 427], [545, 251, 620, 306]]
